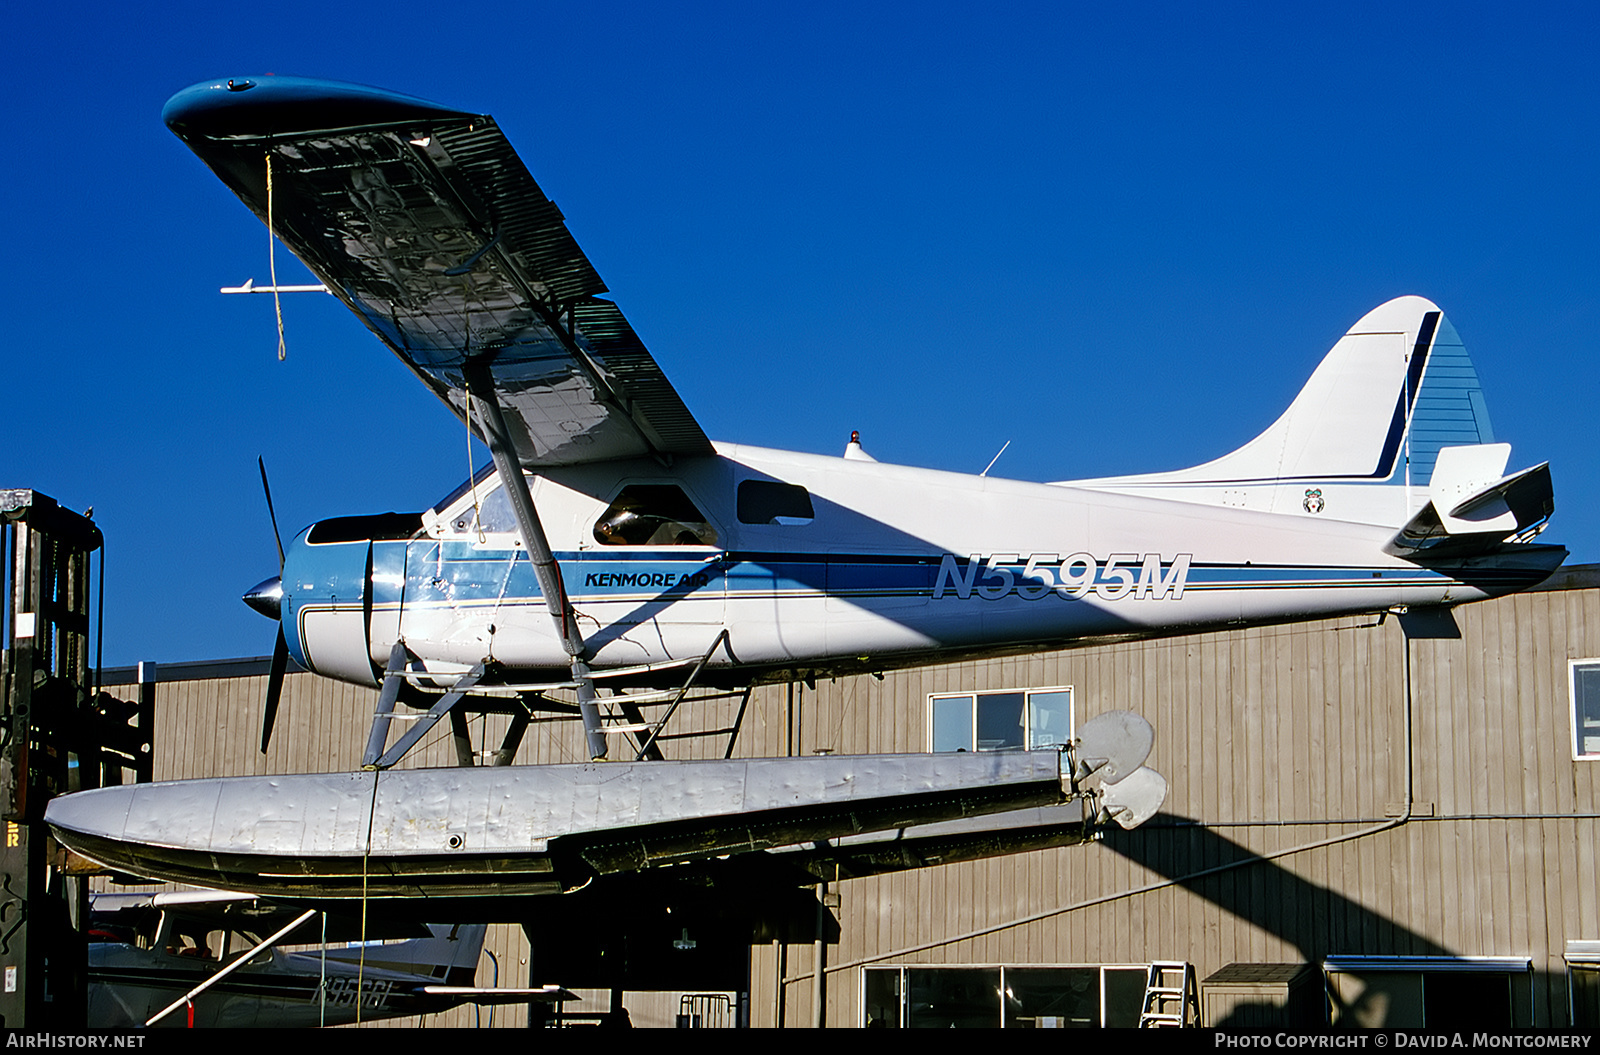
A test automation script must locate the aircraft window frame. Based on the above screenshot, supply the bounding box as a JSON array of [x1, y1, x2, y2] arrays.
[[1571, 660, 1600, 760], [593, 483, 720, 548], [929, 687, 1074, 753]]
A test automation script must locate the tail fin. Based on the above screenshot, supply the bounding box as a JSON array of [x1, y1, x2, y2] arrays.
[[1135, 296, 1492, 485], [318, 922, 487, 985], [1072, 296, 1551, 544]]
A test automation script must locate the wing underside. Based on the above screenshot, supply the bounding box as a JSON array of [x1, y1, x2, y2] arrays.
[[165, 76, 712, 467]]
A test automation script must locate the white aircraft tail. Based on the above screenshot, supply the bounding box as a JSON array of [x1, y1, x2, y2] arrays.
[[317, 922, 487, 985], [1071, 296, 1553, 549]]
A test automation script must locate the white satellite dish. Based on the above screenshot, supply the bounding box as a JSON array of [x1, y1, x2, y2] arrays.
[[1100, 766, 1168, 830], [1073, 710, 1154, 785]]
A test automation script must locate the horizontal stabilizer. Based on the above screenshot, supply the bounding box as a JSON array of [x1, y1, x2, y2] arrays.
[[1449, 460, 1553, 522], [421, 985, 576, 1004], [1386, 445, 1554, 557]]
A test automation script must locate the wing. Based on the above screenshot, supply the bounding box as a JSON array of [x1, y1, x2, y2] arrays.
[[164, 76, 712, 467]]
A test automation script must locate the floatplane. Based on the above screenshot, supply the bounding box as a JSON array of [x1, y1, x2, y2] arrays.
[[45, 77, 1561, 907], [88, 889, 569, 1027]]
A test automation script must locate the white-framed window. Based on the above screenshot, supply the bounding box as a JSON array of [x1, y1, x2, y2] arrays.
[[1571, 660, 1600, 759], [1565, 941, 1600, 1027], [928, 687, 1073, 753], [862, 963, 1148, 1028], [1324, 956, 1530, 1028]]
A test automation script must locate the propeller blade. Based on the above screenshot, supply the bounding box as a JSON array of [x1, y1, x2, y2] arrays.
[[261, 626, 289, 754], [258, 456, 285, 571]]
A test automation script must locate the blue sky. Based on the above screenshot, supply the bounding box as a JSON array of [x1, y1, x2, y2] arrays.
[[6, 2, 1596, 668]]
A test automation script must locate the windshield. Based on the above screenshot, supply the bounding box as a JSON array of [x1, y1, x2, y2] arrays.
[[429, 462, 497, 514]]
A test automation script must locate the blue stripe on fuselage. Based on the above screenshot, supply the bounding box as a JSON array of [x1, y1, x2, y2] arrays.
[[293, 534, 1554, 626], [382, 547, 1547, 607]]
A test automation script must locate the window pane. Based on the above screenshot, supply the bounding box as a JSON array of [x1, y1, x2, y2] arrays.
[[736, 480, 814, 525], [907, 968, 1000, 1028], [932, 696, 974, 752], [1572, 968, 1600, 1028], [1423, 972, 1511, 1029], [1575, 663, 1600, 757], [593, 485, 718, 546], [863, 968, 902, 1028], [976, 692, 1025, 751], [1103, 968, 1147, 1027], [1330, 971, 1424, 1027], [1003, 967, 1098, 1028], [1027, 690, 1073, 749]]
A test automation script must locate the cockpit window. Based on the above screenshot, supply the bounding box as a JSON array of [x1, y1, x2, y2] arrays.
[[594, 485, 719, 547], [431, 462, 497, 514], [307, 512, 423, 544]]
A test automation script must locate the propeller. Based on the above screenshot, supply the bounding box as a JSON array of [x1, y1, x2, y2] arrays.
[[259, 455, 284, 569], [247, 456, 290, 754]]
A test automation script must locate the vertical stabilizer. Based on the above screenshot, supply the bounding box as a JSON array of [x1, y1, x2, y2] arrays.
[[1066, 296, 1515, 528], [315, 923, 488, 986]]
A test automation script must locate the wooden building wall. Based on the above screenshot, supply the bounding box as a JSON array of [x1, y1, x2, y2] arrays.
[[97, 566, 1600, 1027]]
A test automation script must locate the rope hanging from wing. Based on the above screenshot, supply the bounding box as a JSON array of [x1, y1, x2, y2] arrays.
[[461, 283, 488, 543], [265, 151, 287, 361]]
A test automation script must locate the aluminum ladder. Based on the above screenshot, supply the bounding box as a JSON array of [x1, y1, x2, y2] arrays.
[[1138, 960, 1199, 1027]]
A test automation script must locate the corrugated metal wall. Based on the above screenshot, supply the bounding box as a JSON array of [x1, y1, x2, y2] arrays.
[[98, 569, 1600, 1027]]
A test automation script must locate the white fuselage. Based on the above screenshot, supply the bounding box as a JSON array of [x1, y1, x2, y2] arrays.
[[282, 443, 1558, 688]]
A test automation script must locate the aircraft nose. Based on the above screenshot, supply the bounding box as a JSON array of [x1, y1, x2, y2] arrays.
[[243, 576, 283, 620]]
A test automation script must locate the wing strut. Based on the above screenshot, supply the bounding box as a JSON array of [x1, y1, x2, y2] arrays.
[[462, 362, 608, 760], [360, 640, 410, 767], [368, 663, 487, 769]]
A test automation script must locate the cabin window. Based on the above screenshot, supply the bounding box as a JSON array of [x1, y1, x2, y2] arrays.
[[593, 485, 719, 547], [1572, 660, 1600, 759], [929, 688, 1073, 753], [863, 964, 1146, 1027], [736, 480, 815, 525]]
